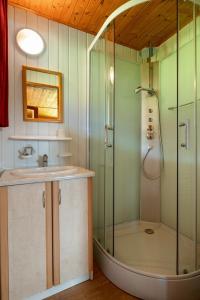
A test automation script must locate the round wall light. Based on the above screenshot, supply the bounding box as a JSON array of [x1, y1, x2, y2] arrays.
[[16, 28, 45, 56]]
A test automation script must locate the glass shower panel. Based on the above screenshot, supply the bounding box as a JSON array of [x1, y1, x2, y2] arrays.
[[90, 24, 115, 255], [178, 1, 196, 274], [104, 23, 115, 255], [160, 41, 178, 275], [89, 0, 200, 279], [196, 1, 200, 271], [90, 38, 106, 248], [114, 24, 141, 263]]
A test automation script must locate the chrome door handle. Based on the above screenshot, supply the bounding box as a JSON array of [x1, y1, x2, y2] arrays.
[[105, 125, 113, 148], [58, 188, 61, 205], [106, 144, 112, 148], [42, 191, 46, 208], [179, 120, 189, 149], [105, 124, 113, 131]]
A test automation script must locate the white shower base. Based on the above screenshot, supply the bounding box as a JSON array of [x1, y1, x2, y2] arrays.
[[94, 220, 200, 300], [114, 221, 198, 276]]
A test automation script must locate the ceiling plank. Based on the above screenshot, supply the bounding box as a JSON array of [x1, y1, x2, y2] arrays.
[[8, 0, 195, 50], [73, 0, 103, 34], [68, 0, 91, 27]]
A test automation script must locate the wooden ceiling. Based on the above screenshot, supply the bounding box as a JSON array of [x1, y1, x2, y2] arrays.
[[8, 0, 194, 50], [115, 0, 194, 50]]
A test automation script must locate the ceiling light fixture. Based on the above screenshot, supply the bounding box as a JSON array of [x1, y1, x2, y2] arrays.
[[16, 28, 45, 56]]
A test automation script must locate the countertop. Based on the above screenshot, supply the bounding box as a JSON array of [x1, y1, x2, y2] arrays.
[[0, 166, 95, 187]]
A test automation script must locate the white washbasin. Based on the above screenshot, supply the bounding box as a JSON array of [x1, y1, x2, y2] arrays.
[[10, 166, 78, 178]]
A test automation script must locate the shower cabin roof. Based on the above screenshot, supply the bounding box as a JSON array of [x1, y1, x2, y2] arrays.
[[9, 0, 195, 50]]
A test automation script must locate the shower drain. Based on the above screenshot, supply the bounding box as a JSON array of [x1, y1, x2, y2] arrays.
[[144, 228, 154, 234]]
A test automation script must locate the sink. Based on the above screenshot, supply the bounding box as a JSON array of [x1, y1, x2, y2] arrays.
[[10, 166, 78, 178]]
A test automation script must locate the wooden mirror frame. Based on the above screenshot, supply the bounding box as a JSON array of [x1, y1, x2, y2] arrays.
[[22, 65, 63, 123]]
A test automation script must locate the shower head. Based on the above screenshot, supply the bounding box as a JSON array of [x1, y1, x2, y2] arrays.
[[134, 86, 156, 96]]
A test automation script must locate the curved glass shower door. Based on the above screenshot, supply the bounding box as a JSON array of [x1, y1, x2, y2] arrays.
[[90, 23, 115, 255], [89, 0, 200, 278], [114, 42, 141, 268], [178, 0, 200, 275], [113, 1, 178, 276], [196, 2, 200, 271]]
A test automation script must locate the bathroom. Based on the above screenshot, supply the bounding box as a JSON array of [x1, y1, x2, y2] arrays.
[[0, 0, 200, 299]]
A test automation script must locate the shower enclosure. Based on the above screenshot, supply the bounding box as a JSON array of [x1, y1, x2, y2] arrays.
[[89, 0, 200, 299]]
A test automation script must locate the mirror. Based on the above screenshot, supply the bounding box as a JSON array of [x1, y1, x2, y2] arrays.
[[22, 66, 63, 122]]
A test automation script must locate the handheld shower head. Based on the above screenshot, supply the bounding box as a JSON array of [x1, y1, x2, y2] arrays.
[[134, 86, 155, 96]]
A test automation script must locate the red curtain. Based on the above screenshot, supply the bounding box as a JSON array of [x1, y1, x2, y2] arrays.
[[0, 0, 8, 127]]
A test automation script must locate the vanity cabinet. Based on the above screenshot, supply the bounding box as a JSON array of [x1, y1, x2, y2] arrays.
[[0, 177, 93, 300], [8, 183, 50, 300], [0, 182, 52, 300], [52, 178, 92, 285]]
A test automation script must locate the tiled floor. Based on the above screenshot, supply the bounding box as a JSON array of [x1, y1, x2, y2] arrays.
[[46, 264, 139, 300]]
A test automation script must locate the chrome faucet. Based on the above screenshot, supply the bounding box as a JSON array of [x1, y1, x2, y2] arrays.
[[42, 154, 48, 167], [19, 146, 34, 158], [0, 169, 6, 178]]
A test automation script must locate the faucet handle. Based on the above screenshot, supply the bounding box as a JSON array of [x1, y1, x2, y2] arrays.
[[42, 154, 48, 167], [0, 169, 6, 178], [43, 154, 48, 160]]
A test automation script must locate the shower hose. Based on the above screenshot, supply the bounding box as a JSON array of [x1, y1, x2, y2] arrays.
[[142, 92, 164, 181], [142, 146, 161, 180]]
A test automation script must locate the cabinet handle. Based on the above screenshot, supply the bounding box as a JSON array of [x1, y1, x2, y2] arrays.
[[58, 189, 61, 205], [42, 191, 46, 208]]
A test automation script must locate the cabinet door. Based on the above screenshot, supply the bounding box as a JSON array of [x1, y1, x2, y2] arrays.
[[53, 178, 91, 285], [8, 182, 52, 300]]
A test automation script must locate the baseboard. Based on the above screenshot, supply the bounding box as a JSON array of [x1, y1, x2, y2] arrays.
[[27, 274, 90, 300]]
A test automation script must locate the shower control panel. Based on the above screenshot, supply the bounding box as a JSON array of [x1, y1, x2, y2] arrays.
[[147, 124, 154, 140], [146, 108, 154, 140]]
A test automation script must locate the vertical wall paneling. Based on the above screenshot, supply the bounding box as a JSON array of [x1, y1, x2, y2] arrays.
[[37, 16, 50, 162], [26, 11, 39, 167], [86, 34, 94, 167], [14, 8, 27, 168], [48, 21, 59, 166], [78, 31, 87, 167], [0, 5, 90, 169], [58, 23, 70, 164], [69, 28, 79, 165]]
